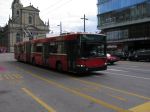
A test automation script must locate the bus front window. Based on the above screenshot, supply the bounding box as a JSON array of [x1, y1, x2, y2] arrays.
[[80, 42, 105, 58]]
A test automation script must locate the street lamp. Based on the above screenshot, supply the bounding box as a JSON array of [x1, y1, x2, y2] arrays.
[[57, 21, 62, 35], [81, 14, 88, 32]]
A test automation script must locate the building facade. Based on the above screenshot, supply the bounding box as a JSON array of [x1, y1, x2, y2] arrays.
[[0, 26, 8, 52], [2, 0, 49, 52], [97, 0, 150, 53]]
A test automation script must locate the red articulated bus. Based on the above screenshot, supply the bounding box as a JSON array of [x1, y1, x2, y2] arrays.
[[14, 33, 107, 73]]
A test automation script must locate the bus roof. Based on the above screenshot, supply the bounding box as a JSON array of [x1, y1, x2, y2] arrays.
[[14, 33, 106, 45]]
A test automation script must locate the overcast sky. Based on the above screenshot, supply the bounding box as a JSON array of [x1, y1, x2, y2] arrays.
[[0, 0, 98, 34]]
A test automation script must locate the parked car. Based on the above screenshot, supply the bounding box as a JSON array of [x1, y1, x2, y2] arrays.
[[107, 53, 120, 64], [128, 50, 150, 61], [112, 51, 128, 60]]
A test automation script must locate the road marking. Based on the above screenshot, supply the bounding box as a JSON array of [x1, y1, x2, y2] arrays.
[[108, 69, 128, 72], [71, 78, 150, 100], [22, 88, 56, 112], [0, 74, 23, 80], [130, 66, 139, 68], [9, 75, 15, 80], [114, 66, 150, 72], [73, 86, 99, 93], [129, 101, 150, 112], [13, 74, 23, 79], [26, 71, 131, 112], [104, 71, 150, 80], [15, 65, 150, 111], [5, 74, 10, 80], [107, 93, 128, 102], [15, 65, 150, 101]]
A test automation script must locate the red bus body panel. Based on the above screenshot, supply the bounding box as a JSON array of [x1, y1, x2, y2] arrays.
[[48, 54, 68, 71], [76, 58, 107, 68], [32, 53, 43, 65]]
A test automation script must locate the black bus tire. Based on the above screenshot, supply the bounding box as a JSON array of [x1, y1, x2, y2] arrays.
[[17, 56, 20, 61], [32, 58, 36, 65]]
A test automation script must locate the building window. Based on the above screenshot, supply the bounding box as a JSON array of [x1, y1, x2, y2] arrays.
[[106, 29, 128, 41], [99, 2, 149, 27], [29, 16, 32, 24], [17, 10, 19, 15]]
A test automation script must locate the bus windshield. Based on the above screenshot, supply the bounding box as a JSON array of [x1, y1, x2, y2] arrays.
[[80, 34, 106, 58]]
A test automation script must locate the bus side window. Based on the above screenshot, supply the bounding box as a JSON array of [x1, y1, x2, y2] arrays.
[[49, 42, 57, 53], [36, 43, 42, 52], [23, 45, 25, 53], [57, 42, 65, 53], [31, 44, 36, 52], [19, 46, 23, 53]]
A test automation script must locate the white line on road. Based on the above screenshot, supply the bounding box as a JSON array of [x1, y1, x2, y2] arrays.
[[103, 71, 150, 80], [108, 69, 128, 72], [130, 66, 139, 68], [113, 66, 150, 72]]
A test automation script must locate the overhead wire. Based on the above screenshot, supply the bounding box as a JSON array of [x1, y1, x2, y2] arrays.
[[41, 0, 64, 13], [41, 0, 73, 16]]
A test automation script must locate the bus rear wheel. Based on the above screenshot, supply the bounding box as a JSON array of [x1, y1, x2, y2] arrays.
[[32, 58, 36, 65]]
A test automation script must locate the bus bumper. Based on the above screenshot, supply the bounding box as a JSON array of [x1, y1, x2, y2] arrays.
[[75, 65, 107, 73]]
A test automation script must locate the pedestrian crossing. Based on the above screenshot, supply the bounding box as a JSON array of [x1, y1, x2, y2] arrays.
[[0, 73, 23, 80]]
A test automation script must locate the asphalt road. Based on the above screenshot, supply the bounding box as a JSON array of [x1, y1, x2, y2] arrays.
[[0, 53, 150, 112]]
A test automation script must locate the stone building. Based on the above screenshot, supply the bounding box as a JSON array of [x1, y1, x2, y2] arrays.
[[0, 26, 7, 52], [3, 0, 49, 52]]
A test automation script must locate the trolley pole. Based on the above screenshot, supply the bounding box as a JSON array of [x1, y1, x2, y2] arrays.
[[57, 21, 62, 35], [81, 14, 88, 32]]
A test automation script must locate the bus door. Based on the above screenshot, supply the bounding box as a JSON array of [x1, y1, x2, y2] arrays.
[[66, 41, 79, 71], [25, 42, 31, 63], [43, 43, 49, 65]]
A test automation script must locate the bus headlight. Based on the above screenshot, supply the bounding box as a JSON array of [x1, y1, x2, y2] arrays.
[[76, 65, 85, 67]]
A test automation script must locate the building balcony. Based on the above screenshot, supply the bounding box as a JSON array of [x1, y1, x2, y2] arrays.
[[107, 37, 150, 43], [99, 17, 150, 30]]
